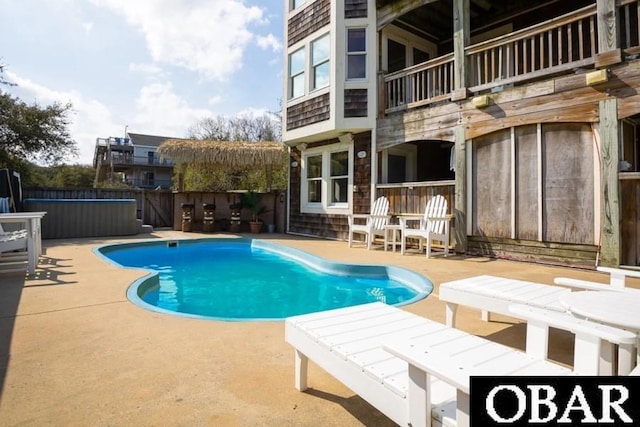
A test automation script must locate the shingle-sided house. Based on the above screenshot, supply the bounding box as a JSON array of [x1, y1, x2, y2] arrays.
[[282, 0, 640, 267], [93, 132, 178, 190]]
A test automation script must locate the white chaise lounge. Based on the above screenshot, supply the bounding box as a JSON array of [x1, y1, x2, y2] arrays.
[[285, 302, 608, 427], [0, 225, 28, 273]]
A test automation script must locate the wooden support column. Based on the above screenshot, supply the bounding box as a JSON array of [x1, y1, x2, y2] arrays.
[[454, 125, 467, 253], [599, 98, 620, 266], [451, 0, 470, 101], [595, 0, 621, 67]]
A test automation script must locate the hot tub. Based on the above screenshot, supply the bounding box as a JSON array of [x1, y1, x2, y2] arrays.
[[23, 198, 141, 239]]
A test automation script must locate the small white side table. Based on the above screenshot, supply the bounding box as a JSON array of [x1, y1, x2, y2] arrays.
[[384, 224, 402, 252]]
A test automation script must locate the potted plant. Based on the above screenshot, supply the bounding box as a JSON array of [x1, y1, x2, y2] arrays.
[[241, 191, 269, 233]]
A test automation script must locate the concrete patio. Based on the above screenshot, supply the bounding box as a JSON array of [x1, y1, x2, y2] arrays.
[[0, 231, 635, 426]]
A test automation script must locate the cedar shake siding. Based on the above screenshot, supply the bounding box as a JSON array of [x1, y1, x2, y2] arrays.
[[352, 132, 372, 214], [288, 131, 372, 240], [345, 0, 367, 19], [287, 0, 331, 47], [344, 89, 368, 118], [286, 93, 331, 131]]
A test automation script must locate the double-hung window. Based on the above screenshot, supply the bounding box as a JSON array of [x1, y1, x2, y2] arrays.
[[329, 151, 348, 203], [311, 34, 330, 90], [347, 28, 366, 80], [301, 142, 352, 213], [289, 48, 305, 99]]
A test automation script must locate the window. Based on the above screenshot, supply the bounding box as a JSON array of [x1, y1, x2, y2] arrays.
[[301, 143, 353, 213], [347, 28, 366, 80], [330, 151, 348, 203], [142, 171, 155, 186], [311, 35, 330, 90], [292, 0, 306, 10], [306, 155, 322, 203], [289, 48, 305, 99]]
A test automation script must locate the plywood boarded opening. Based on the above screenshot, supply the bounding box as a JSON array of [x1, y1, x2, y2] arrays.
[[472, 122, 595, 249]]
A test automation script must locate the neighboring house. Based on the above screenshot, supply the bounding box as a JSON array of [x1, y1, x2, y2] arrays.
[[282, 0, 640, 267], [93, 133, 178, 190]]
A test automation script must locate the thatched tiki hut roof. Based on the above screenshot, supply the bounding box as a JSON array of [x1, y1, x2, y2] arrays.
[[158, 139, 287, 191]]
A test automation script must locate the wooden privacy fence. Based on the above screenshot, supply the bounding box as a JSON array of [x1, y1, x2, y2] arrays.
[[23, 188, 174, 229]]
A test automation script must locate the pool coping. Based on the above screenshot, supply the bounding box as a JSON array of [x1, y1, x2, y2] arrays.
[[93, 237, 434, 322]]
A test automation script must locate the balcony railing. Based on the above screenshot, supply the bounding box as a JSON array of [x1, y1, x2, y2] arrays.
[[124, 178, 173, 190], [382, 1, 640, 113], [383, 53, 454, 112], [98, 154, 174, 167]]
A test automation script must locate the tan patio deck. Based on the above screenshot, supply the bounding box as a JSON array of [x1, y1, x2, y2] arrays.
[[0, 231, 635, 426]]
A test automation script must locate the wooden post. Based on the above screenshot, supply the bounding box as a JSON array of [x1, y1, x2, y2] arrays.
[[599, 98, 620, 266], [595, 0, 621, 67], [454, 125, 467, 253], [177, 163, 186, 192], [451, 0, 470, 101]]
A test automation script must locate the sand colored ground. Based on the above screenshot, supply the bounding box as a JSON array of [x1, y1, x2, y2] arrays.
[[1, 231, 636, 426]]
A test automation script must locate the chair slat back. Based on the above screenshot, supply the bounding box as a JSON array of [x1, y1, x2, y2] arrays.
[[422, 195, 448, 234], [370, 196, 390, 229]]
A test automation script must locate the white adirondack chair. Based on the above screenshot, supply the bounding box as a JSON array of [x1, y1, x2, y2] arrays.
[[400, 194, 451, 258], [347, 196, 390, 250]]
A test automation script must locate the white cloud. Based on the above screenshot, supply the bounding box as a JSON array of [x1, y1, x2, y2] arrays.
[[6, 71, 119, 166], [208, 95, 222, 106], [89, 0, 269, 81], [133, 82, 213, 137], [256, 34, 281, 52], [82, 22, 94, 34], [129, 62, 166, 79]]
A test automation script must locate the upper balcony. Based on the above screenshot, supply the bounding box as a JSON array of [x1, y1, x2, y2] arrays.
[[380, 0, 640, 114]]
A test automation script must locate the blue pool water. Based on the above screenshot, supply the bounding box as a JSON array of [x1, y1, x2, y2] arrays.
[[96, 239, 432, 321]]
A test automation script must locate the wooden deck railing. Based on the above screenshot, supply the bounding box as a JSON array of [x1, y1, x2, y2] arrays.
[[467, 5, 597, 92], [376, 181, 455, 215], [382, 1, 640, 113], [383, 54, 454, 112]]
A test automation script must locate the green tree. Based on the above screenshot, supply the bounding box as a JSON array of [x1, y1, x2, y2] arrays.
[[0, 63, 78, 184]]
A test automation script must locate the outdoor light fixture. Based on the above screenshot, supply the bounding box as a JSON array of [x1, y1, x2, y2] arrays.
[[472, 95, 490, 108], [291, 161, 299, 167], [586, 69, 609, 86], [357, 150, 367, 158]]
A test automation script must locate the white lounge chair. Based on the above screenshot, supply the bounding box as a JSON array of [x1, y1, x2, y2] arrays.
[[347, 196, 390, 250], [286, 302, 580, 427], [438, 274, 639, 328], [0, 225, 28, 253], [400, 195, 451, 258]]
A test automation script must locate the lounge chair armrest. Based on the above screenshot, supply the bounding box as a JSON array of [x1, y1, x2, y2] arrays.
[[509, 303, 637, 345], [554, 277, 640, 294], [597, 266, 640, 279], [597, 266, 640, 288]]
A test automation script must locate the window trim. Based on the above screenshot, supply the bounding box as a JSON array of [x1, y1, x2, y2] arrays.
[[300, 141, 353, 214]]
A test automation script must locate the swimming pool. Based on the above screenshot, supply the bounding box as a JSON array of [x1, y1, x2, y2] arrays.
[[96, 238, 433, 321]]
